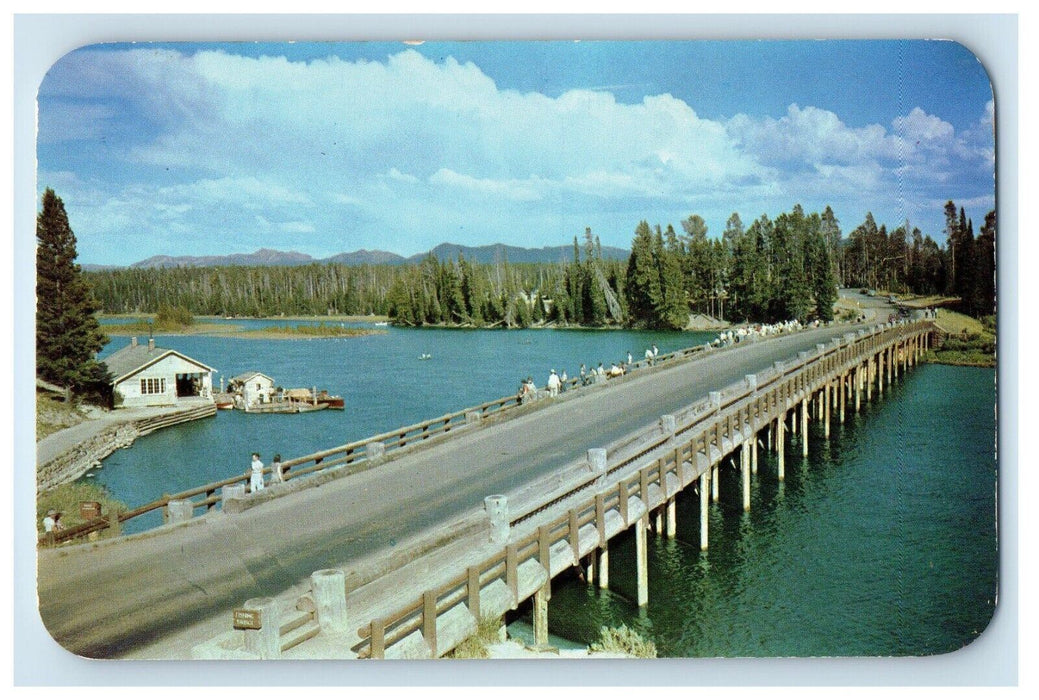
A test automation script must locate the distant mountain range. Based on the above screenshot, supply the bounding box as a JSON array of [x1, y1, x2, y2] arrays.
[[115, 242, 630, 269]]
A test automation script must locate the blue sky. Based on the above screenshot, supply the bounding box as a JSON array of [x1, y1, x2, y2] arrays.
[[36, 40, 995, 266]]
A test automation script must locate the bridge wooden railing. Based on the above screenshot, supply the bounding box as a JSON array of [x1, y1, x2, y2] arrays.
[[350, 320, 934, 658]]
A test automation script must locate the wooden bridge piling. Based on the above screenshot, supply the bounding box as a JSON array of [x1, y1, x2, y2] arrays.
[[824, 381, 831, 438], [699, 470, 710, 550], [801, 398, 809, 457], [741, 441, 751, 511], [635, 513, 649, 607]]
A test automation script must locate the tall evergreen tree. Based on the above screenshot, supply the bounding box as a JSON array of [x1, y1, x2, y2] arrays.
[[625, 221, 661, 326], [655, 225, 688, 329], [36, 188, 109, 395], [974, 210, 996, 317]]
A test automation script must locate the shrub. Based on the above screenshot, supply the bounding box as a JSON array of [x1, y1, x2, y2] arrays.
[[589, 624, 658, 658], [155, 305, 195, 328]]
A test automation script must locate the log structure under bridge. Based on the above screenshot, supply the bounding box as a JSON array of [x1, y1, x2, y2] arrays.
[[37, 320, 934, 659]]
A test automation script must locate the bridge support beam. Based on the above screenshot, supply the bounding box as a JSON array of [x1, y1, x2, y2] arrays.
[[699, 472, 710, 550], [777, 415, 786, 481], [636, 514, 649, 607], [666, 498, 677, 539], [533, 587, 549, 648], [824, 382, 831, 438], [839, 372, 846, 424], [742, 441, 751, 511], [878, 350, 884, 396], [597, 544, 610, 590], [711, 462, 719, 503], [752, 436, 758, 475], [855, 366, 862, 413], [801, 398, 809, 457]]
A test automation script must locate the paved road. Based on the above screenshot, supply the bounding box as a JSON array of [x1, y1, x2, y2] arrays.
[[37, 323, 868, 658]]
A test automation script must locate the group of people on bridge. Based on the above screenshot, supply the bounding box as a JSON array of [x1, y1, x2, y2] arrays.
[[517, 344, 662, 404], [710, 319, 810, 348], [248, 452, 285, 493]]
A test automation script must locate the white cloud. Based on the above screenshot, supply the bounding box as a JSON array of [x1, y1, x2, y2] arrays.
[[892, 107, 955, 143], [40, 47, 996, 261]]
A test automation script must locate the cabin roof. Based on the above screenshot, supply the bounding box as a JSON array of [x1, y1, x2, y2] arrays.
[[230, 371, 275, 384], [102, 342, 216, 385]]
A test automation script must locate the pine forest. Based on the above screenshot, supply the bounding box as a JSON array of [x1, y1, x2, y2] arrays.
[[84, 202, 996, 330]]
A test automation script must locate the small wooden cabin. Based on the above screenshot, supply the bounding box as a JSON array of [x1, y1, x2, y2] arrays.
[[103, 337, 216, 409]]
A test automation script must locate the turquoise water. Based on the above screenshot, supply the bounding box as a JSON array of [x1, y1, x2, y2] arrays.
[[536, 363, 997, 657], [92, 324, 700, 531], [88, 327, 997, 657]]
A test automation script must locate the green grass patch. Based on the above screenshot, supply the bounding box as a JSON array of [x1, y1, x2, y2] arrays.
[[935, 308, 988, 336], [927, 311, 996, 368], [238, 323, 386, 339], [36, 481, 127, 540]]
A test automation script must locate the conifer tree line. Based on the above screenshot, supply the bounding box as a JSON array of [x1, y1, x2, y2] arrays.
[[625, 205, 840, 329], [836, 200, 996, 318], [81, 198, 995, 330]]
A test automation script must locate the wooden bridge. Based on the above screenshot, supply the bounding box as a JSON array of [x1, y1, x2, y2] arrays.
[[36, 319, 934, 659]]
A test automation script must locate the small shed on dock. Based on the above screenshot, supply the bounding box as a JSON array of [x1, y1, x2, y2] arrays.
[[229, 371, 276, 409], [103, 337, 216, 408]]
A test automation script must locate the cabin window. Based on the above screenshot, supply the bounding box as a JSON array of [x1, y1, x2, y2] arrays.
[[140, 377, 166, 395]]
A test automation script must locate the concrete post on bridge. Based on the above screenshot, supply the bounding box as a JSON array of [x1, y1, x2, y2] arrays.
[[221, 484, 246, 511], [588, 448, 607, 484], [777, 411, 786, 481], [165, 499, 194, 525], [485, 495, 510, 546], [366, 440, 386, 466], [241, 597, 280, 659], [660, 414, 677, 440], [311, 569, 349, 636]]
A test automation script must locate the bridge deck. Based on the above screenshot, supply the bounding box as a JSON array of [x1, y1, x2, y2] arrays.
[[38, 323, 878, 658]]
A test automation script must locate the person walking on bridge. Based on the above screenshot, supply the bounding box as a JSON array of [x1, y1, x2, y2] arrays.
[[547, 369, 561, 397], [249, 452, 265, 493]]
